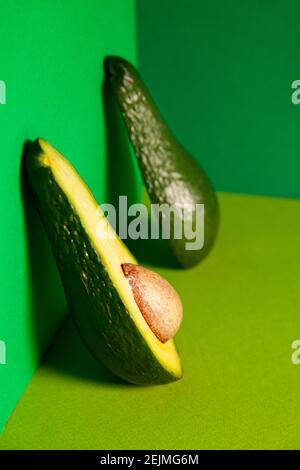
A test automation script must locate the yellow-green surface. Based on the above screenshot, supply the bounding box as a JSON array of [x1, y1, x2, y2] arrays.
[[1, 193, 300, 449]]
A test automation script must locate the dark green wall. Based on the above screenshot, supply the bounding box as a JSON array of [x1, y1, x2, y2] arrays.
[[137, 0, 300, 198]]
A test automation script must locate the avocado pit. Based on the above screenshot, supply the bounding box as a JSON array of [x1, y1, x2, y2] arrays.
[[122, 263, 183, 343]]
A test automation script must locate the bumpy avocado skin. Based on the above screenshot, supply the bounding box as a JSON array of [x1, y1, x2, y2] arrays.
[[105, 57, 219, 268], [25, 140, 182, 385]]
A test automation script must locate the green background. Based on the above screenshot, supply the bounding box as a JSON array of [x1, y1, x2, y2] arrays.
[[137, 0, 300, 198], [0, 0, 137, 431], [1, 0, 300, 449]]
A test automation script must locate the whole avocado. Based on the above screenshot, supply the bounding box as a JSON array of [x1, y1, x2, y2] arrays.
[[105, 56, 219, 268]]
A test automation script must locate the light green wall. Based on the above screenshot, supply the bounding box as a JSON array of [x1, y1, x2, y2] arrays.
[[0, 0, 137, 431], [137, 0, 300, 198]]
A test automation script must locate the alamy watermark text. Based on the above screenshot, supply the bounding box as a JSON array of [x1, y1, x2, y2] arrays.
[[95, 196, 204, 251], [0, 340, 6, 365], [291, 339, 300, 365], [0, 80, 6, 105]]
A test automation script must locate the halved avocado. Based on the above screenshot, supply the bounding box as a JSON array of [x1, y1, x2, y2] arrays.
[[25, 139, 183, 384]]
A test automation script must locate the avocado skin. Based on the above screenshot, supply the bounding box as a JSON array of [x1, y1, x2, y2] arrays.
[[105, 57, 219, 268], [25, 140, 182, 385]]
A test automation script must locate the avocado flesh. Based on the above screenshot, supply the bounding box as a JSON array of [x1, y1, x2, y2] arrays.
[[26, 139, 183, 385], [105, 56, 219, 268]]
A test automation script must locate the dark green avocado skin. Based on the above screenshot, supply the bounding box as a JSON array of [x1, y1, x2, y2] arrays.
[[105, 57, 219, 268], [25, 140, 181, 385]]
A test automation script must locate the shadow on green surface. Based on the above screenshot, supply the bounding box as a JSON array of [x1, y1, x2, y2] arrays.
[[102, 79, 138, 211], [102, 78, 179, 269], [43, 317, 127, 387], [125, 235, 179, 269]]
